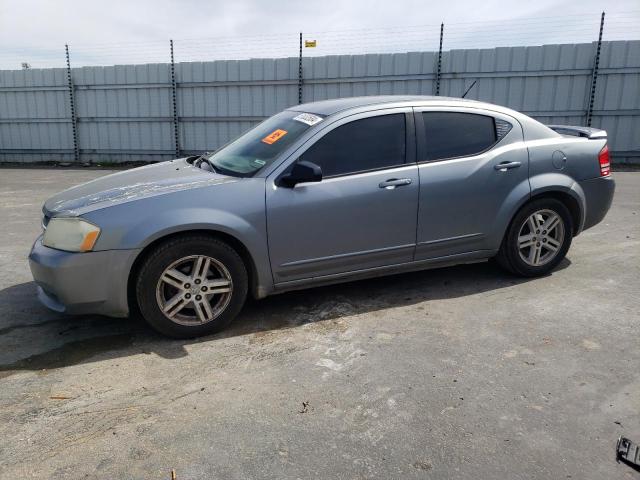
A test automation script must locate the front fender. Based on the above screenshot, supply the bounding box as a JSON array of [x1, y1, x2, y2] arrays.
[[82, 180, 274, 297], [115, 206, 262, 251]]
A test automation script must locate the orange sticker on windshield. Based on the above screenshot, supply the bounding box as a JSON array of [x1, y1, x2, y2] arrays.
[[262, 129, 288, 144]]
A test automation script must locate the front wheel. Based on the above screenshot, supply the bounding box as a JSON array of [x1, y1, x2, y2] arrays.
[[136, 235, 248, 338], [496, 198, 573, 277]]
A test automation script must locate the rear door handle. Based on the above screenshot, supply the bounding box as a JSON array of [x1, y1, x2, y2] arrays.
[[379, 178, 412, 189], [494, 161, 522, 171]]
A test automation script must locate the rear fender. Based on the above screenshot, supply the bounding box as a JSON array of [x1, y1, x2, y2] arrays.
[[490, 173, 586, 249], [528, 172, 586, 233], [486, 178, 532, 250]]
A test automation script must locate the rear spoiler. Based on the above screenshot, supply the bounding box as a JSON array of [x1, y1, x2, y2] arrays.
[[547, 125, 607, 139]]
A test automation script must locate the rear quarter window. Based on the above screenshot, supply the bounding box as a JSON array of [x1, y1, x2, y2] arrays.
[[421, 112, 498, 161]]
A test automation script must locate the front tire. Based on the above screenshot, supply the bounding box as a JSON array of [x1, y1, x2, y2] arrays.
[[136, 235, 248, 338], [496, 198, 573, 277]]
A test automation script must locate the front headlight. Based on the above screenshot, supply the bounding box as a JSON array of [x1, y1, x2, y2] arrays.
[[42, 218, 101, 252]]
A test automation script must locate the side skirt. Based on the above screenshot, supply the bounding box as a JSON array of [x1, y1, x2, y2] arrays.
[[271, 249, 497, 296]]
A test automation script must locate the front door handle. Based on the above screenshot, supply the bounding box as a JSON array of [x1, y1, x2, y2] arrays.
[[379, 178, 412, 189], [494, 161, 522, 171]]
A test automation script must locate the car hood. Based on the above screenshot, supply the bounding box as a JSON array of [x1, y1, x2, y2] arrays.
[[44, 158, 238, 217]]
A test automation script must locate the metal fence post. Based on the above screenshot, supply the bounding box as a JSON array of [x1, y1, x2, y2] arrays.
[[65, 44, 79, 163], [170, 39, 180, 157], [586, 11, 605, 127], [435, 23, 444, 96], [298, 32, 303, 104]]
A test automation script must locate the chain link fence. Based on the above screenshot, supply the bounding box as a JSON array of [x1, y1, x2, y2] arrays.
[[0, 11, 638, 164]]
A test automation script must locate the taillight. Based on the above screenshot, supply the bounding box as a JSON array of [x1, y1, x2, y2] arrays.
[[599, 144, 611, 176]]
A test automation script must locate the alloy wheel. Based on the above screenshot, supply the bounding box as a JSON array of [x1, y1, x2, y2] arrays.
[[155, 255, 233, 325], [517, 209, 565, 267]]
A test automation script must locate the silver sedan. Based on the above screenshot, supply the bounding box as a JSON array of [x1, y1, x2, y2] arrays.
[[29, 96, 615, 338]]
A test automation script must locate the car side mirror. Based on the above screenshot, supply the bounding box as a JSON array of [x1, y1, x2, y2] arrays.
[[279, 160, 323, 188]]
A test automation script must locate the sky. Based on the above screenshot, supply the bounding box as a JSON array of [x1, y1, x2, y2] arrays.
[[0, 0, 638, 69]]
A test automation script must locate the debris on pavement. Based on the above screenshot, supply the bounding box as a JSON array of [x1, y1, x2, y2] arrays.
[[616, 436, 640, 472]]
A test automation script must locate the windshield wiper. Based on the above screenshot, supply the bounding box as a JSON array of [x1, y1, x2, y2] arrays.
[[195, 153, 218, 173]]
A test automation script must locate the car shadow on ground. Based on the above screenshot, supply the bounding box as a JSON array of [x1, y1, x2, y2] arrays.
[[0, 258, 571, 378]]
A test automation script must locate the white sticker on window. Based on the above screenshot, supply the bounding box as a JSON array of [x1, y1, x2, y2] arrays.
[[293, 112, 323, 126]]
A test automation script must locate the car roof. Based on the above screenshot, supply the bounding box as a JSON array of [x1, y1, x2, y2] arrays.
[[286, 94, 558, 142], [287, 95, 484, 116]]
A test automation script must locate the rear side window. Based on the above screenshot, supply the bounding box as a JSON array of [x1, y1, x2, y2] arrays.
[[421, 112, 497, 161], [301, 114, 406, 177]]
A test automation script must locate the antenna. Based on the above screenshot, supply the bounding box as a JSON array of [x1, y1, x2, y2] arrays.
[[462, 80, 477, 98]]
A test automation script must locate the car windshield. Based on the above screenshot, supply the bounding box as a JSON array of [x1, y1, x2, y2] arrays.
[[205, 111, 324, 176]]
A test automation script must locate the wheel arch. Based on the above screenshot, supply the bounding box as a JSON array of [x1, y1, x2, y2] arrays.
[[527, 172, 586, 235], [528, 190, 582, 236], [495, 191, 576, 276], [126, 229, 263, 318]]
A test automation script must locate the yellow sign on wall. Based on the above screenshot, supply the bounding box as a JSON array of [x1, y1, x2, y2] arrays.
[[305, 40, 317, 48]]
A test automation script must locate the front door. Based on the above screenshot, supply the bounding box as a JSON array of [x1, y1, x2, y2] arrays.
[[266, 110, 419, 284]]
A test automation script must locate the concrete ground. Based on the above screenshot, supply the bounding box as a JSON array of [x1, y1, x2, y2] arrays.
[[0, 168, 638, 480]]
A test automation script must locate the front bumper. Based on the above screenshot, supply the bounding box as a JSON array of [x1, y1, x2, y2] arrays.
[[28, 236, 141, 317], [578, 175, 615, 231]]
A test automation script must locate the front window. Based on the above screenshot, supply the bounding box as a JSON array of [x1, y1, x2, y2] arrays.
[[206, 111, 323, 176], [300, 113, 406, 177]]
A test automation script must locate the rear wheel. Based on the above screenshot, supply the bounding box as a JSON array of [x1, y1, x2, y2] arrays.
[[496, 198, 573, 277], [136, 235, 248, 338]]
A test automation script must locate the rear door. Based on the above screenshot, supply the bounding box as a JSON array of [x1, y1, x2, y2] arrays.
[[266, 109, 419, 284], [414, 107, 530, 259]]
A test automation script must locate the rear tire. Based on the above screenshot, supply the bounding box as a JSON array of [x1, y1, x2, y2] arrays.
[[496, 198, 573, 277], [136, 235, 248, 338]]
